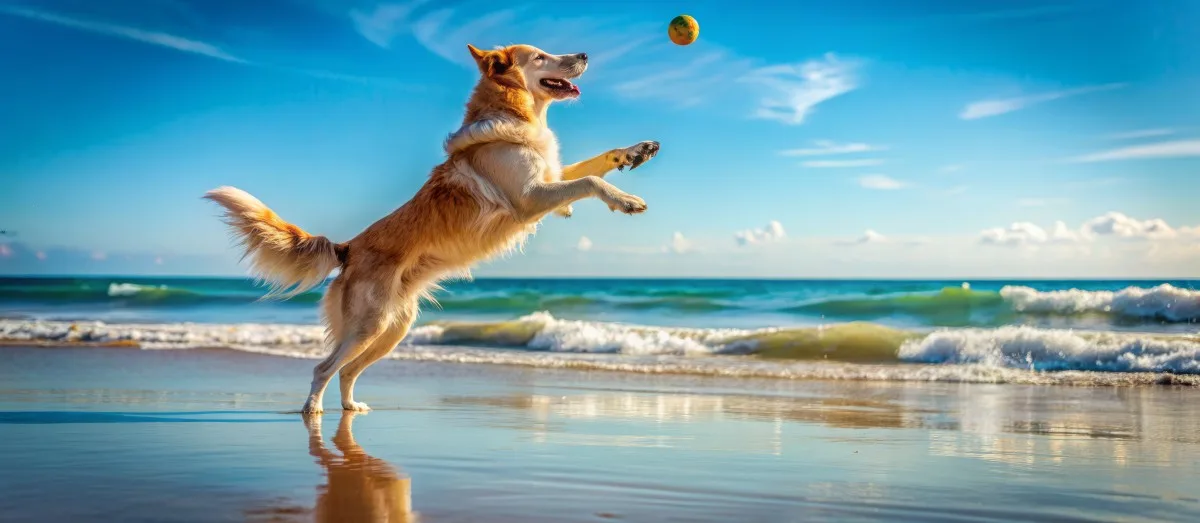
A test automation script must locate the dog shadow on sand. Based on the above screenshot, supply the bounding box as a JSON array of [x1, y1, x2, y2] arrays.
[[247, 412, 417, 522]]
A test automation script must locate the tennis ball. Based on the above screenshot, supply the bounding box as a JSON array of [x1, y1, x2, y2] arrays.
[[669, 15, 699, 46]]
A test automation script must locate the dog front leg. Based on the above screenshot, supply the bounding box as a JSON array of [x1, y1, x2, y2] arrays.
[[561, 141, 660, 181], [519, 177, 647, 220]]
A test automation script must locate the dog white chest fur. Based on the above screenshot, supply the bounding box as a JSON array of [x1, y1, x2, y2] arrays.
[[444, 116, 565, 224]]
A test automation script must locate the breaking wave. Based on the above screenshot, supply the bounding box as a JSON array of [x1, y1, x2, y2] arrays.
[[3, 280, 1196, 324], [1000, 284, 1200, 322], [3, 314, 1199, 383]]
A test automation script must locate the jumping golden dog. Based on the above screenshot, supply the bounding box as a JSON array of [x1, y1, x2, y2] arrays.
[[205, 44, 659, 414]]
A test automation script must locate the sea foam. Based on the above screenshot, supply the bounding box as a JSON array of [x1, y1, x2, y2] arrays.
[[3, 315, 1199, 384], [999, 284, 1200, 322]]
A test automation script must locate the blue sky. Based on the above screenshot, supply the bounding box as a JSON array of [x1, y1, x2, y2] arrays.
[[1, 0, 1198, 278]]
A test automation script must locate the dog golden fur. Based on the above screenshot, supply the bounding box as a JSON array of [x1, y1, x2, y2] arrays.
[[204, 44, 659, 414]]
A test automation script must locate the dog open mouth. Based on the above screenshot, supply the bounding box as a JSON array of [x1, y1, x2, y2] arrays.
[[539, 78, 580, 98]]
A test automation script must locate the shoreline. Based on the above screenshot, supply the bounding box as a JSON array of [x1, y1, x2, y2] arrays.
[[3, 345, 1199, 522], [5, 341, 1200, 387]]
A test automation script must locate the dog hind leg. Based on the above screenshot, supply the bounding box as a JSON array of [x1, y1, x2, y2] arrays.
[[302, 279, 390, 414], [337, 297, 418, 412]]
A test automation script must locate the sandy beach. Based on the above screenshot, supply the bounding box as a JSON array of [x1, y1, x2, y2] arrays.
[[2, 345, 1199, 522]]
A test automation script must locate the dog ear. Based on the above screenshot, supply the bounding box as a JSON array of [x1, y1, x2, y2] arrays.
[[482, 50, 524, 90], [467, 44, 487, 65]]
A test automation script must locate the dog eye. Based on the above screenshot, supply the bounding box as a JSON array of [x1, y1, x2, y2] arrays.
[[534, 54, 545, 61]]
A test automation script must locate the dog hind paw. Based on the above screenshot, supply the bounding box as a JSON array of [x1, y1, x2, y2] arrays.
[[342, 400, 371, 412]]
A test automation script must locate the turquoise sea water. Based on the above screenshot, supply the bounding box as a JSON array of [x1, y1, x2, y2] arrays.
[[2, 276, 1199, 381]]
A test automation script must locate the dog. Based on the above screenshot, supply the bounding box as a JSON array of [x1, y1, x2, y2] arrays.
[[204, 44, 659, 414]]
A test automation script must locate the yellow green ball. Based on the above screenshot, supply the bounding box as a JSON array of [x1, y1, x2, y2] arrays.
[[669, 15, 699, 46]]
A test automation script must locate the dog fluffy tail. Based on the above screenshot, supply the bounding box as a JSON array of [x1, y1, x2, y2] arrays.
[[204, 186, 344, 299]]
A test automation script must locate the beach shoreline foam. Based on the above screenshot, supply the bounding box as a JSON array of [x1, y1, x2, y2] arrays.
[[4, 315, 1199, 386]]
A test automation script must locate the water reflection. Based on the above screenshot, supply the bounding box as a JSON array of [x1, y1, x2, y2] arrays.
[[304, 412, 416, 523], [441, 384, 1200, 468], [442, 391, 932, 430]]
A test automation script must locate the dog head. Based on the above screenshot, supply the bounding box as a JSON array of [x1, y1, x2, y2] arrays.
[[467, 44, 588, 102]]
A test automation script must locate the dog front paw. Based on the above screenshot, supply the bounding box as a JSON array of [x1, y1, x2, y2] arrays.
[[605, 192, 647, 214], [610, 141, 660, 171]]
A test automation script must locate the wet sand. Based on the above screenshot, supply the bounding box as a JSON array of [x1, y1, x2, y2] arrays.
[[1, 346, 1199, 522]]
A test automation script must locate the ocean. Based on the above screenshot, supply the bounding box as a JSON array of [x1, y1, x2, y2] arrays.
[[2, 276, 1199, 385]]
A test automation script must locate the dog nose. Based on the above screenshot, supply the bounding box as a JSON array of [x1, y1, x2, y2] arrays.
[[576, 53, 588, 61]]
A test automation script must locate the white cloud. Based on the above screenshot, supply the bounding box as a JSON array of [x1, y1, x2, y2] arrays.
[[0, 244, 12, 258], [858, 175, 907, 190], [801, 159, 884, 168], [979, 222, 1048, 246], [1104, 128, 1175, 141], [838, 230, 887, 246], [741, 53, 860, 125], [779, 140, 885, 157], [667, 232, 691, 254], [981, 212, 1194, 248], [0, 5, 244, 63], [959, 83, 1127, 120], [1066, 139, 1200, 163], [735, 221, 786, 246], [576, 236, 593, 252], [1049, 221, 1083, 243], [1081, 212, 1178, 240], [91, 251, 108, 261], [939, 164, 965, 173]]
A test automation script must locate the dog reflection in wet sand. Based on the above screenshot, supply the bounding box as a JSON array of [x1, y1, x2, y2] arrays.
[[304, 412, 417, 522]]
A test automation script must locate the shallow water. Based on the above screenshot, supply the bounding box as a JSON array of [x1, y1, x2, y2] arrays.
[[2, 347, 1198, 522]]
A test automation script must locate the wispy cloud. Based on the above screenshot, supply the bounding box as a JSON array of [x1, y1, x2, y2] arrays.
[[612, 50, 746, 108], [734, 221, 786, 246], [802, 159, 884, 168], [1, 5, 410, 87], [939, 164, 965, 174], [348, 4, 857, 119], [350, 1, 429, 49], [1104, 128, 1176, 141], [741, 53, 860, 125], [356, 2, 654, 72], [0, 5, 243, 63], [1066, 139, 1200, 163], [780, 140, 885, 157], [959, 83, 1127, 120], [858, 175, 907, 190], [576, 236, 593, 252]]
